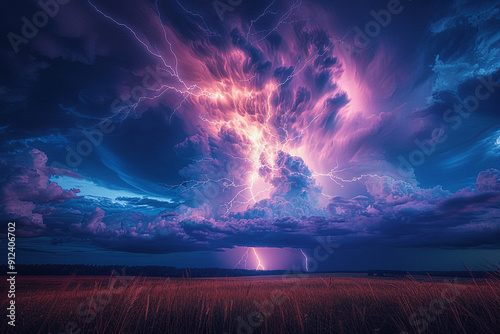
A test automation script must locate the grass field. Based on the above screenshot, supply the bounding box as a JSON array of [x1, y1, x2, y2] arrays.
[[1, 274, 499, 334]]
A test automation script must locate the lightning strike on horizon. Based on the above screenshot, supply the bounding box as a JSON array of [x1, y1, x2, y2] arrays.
[[300, 249, 309, 271], [234, 248, 250, 269], [234, 247, 265, 270], [252, 247, 265, 270]]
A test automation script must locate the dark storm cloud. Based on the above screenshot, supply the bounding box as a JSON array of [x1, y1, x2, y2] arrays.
[[476, 169, 500, 193], [1, 0, 499, 257], [5, 151, 497, 253]]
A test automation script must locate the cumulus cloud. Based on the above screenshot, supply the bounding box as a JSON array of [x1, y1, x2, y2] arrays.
[[476, 169, 500, 192], [20, 169, 495, 254], [0, 149, 81, 236]]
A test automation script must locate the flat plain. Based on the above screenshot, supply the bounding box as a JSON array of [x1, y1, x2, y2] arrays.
[[1, 274, 499, 334]]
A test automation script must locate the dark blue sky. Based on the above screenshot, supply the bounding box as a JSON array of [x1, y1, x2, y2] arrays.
[[1, 0, 499, 270]]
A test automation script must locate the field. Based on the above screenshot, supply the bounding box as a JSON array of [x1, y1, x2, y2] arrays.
[[1, 274, 499, 334]]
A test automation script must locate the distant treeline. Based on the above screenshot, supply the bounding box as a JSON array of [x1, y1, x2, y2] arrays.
[[366, 270, 496, 278], [1, 264, 285, 277], [1, 264, 497, 278]]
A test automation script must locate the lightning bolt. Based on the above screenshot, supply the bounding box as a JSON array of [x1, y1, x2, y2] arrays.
[[300, 249, 309, 272], [234, 247, 265, 270], [87, 0, 377, 215], [252, 247, 265, 270], [234, 248, 250, 269]]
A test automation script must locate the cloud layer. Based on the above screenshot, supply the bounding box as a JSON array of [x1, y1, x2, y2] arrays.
[[1, 0, 499, 258]]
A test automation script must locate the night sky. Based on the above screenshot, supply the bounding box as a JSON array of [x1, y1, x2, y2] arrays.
[[1, 0, 499, 271]]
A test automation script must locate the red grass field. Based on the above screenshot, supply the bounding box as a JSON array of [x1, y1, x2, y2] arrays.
[[1, 274, 499, 333]]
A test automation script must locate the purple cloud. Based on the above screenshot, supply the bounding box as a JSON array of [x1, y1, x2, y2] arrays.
[[0, 149, 81, 236]]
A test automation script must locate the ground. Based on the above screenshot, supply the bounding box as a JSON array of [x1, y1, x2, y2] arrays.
[[1, 274, 499, 333]]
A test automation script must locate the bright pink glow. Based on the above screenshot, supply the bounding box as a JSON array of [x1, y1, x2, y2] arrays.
[[252, 247, 265, 270], [229, 247, 310, 270], [300, 249, 309, 272], [87, 0, 411, 221]]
